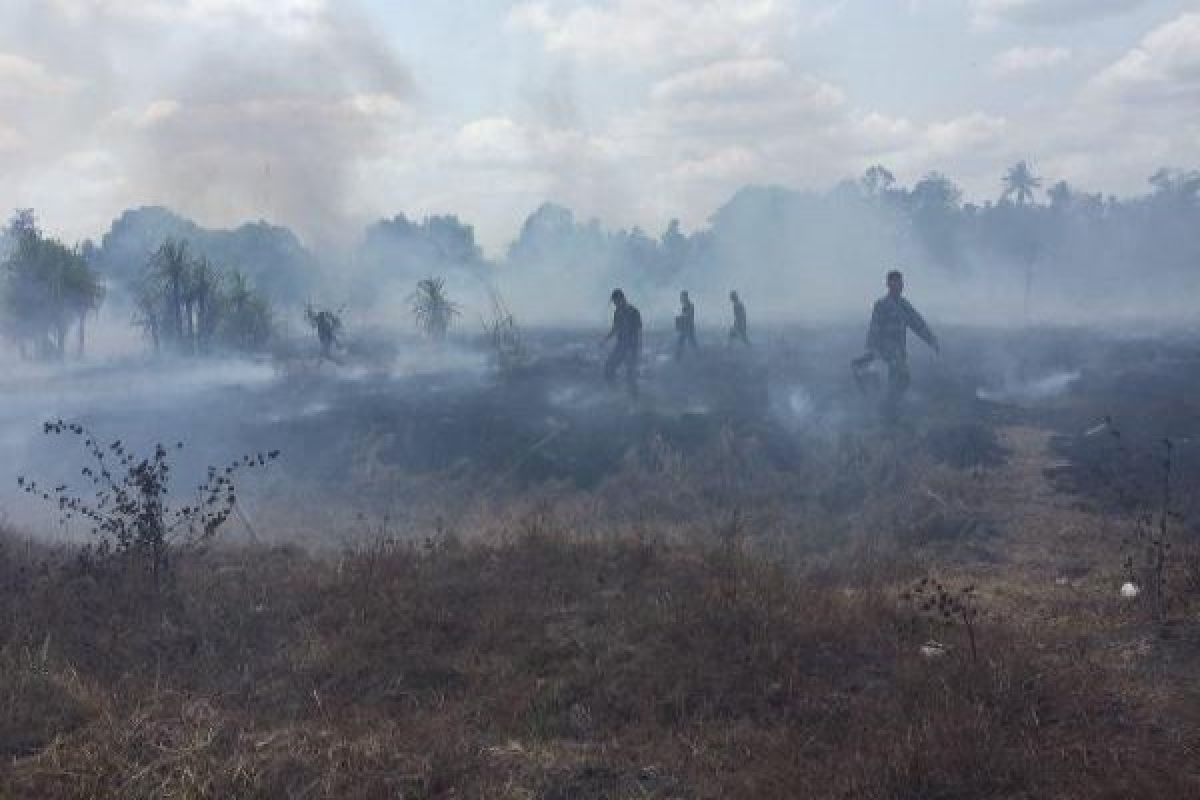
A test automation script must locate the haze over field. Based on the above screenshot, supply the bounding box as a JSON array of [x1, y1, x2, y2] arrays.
[[1, 1, 1198, 327], [5, 5, 1200, 798]]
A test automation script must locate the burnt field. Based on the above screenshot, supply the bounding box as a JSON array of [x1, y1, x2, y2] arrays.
[[3, 323, 1200, 798], [0, 323, 1101, 537]]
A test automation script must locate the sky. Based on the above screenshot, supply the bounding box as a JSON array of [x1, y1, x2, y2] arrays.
[[0, 0, 1197, 255]]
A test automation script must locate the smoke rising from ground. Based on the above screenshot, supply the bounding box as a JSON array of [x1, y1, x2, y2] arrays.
[[1, 1, 414, 249]]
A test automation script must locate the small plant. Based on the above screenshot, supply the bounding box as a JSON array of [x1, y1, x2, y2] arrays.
[[902, 576, 980, 662], [18, 420, 278, 583], [1104, 419, 1180, 623], [1121, 438, 1176, 622], [480, 289, 527, 375], [410, 277, 461, 341]]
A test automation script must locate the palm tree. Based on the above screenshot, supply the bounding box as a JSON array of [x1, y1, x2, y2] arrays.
[[186, 256, 222, 353], [220, 270, 272, 351], [62, 250, 105, 357], [148, 238, 190, 346], [1001, 163, 1043, 321], [132, 276, 162, 352], [1002, 161, 1041, 206], [410, 277, 461, 341], [861, 164, 895, 198], [1047, 180, 1071, 209], [1, 213, 103, 359]]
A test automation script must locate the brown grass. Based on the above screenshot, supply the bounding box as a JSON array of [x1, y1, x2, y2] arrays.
[[4, 420, 1200, 798], [2, 512, 1198, 799]]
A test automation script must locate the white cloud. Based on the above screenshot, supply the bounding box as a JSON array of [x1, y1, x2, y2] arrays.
[[48, 0, 324, 30], [1087, 12, 1200, 102], [972, 0, 1147, 27], [671, 146, 764, 181], [651, 58, 790, 101], [990, 45, 1071, 75], [0, 52, 81, 96], [0, 124, 22, 151], [452, 117, 528, 166], [135, 99, 181, 128], [3, 0, 1197, 258], [649, 59, 844, 135], [508, 0, 838, 68], [922, 113, 1009, 159], [0, 0, 415, 246]]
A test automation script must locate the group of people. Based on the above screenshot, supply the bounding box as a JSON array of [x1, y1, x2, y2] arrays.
[[604, 269, 939, 418], [602, 288, 751, 397], [671, 289, 749, 361]]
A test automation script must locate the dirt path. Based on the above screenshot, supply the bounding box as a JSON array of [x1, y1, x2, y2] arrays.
[[948, 425, 1128, 623]]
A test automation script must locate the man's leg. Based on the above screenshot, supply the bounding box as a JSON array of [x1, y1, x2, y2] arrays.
[[624, 349, 639, 398], [883, 356, 910, 421], [604, 346, 622, 384]]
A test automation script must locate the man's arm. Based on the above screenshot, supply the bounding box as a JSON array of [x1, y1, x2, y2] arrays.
[[902, 299, 939, 353]]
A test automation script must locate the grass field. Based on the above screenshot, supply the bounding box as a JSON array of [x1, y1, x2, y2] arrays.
[[3, 326, 1200, 798]]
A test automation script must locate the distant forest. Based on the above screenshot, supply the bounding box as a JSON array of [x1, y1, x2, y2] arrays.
[[2, 161, 1198, 349]]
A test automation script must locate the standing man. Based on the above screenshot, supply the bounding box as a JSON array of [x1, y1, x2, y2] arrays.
[[603, 288, 642, 398], [864, 270, 939, 419], [728, 290, 749, 345], [675, 290, 698, 360], [311, 308, 341, 361]]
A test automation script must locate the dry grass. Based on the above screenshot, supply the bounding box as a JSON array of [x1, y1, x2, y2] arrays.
[[2, 512, 1198, 799], [4, 420, 1200, 798]]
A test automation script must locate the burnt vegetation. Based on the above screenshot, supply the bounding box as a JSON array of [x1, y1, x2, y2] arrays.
[[4, 356, 1200, 797], [3, 160, 1200, 797], [3, 523, 1199, 798]]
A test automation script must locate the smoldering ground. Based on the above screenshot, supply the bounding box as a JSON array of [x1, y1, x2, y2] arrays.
[[2, 309, 1163, 548]]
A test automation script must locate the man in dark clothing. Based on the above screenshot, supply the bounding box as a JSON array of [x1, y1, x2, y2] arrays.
[[603, 288, 642, 397], [675, 290, 698, 360], [313, 309, 340, 360], [728, 290, 749, 345], [862, 270, 939, 419]]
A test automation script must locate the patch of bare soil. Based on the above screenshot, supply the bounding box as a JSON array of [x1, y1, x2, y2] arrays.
[[924, 424, 1200, 744]]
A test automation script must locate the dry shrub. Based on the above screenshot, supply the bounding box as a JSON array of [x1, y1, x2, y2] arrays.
[[0, 648, 94, 759], [3, 520, 1198, 798]]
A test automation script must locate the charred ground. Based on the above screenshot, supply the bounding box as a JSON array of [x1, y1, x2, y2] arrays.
[[2, 324, 1200, 798]]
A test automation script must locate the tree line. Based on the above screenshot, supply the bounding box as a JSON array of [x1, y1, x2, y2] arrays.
[[133, 238, 272, 355], [1, 211, 273, 360], [0, 210, 103, 359], [498, 161, 1200, 311]]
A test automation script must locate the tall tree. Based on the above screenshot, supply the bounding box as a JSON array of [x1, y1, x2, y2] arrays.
[[1, 210, 104, 359], [861, 164, 896, 199], [185, 255, 222, 353], [219, 270, 272, 351], [148, 238, 190, 345], [1002, 161, 1042, 206]]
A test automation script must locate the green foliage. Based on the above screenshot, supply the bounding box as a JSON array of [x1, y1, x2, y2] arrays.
[[18, 420, 279, 582], [1003, 161, 1042, 207], [410, 276, 461, 341], [1, 210, 105, 359], [136, 238, 272, 355], [220, 270, 273, 351]]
